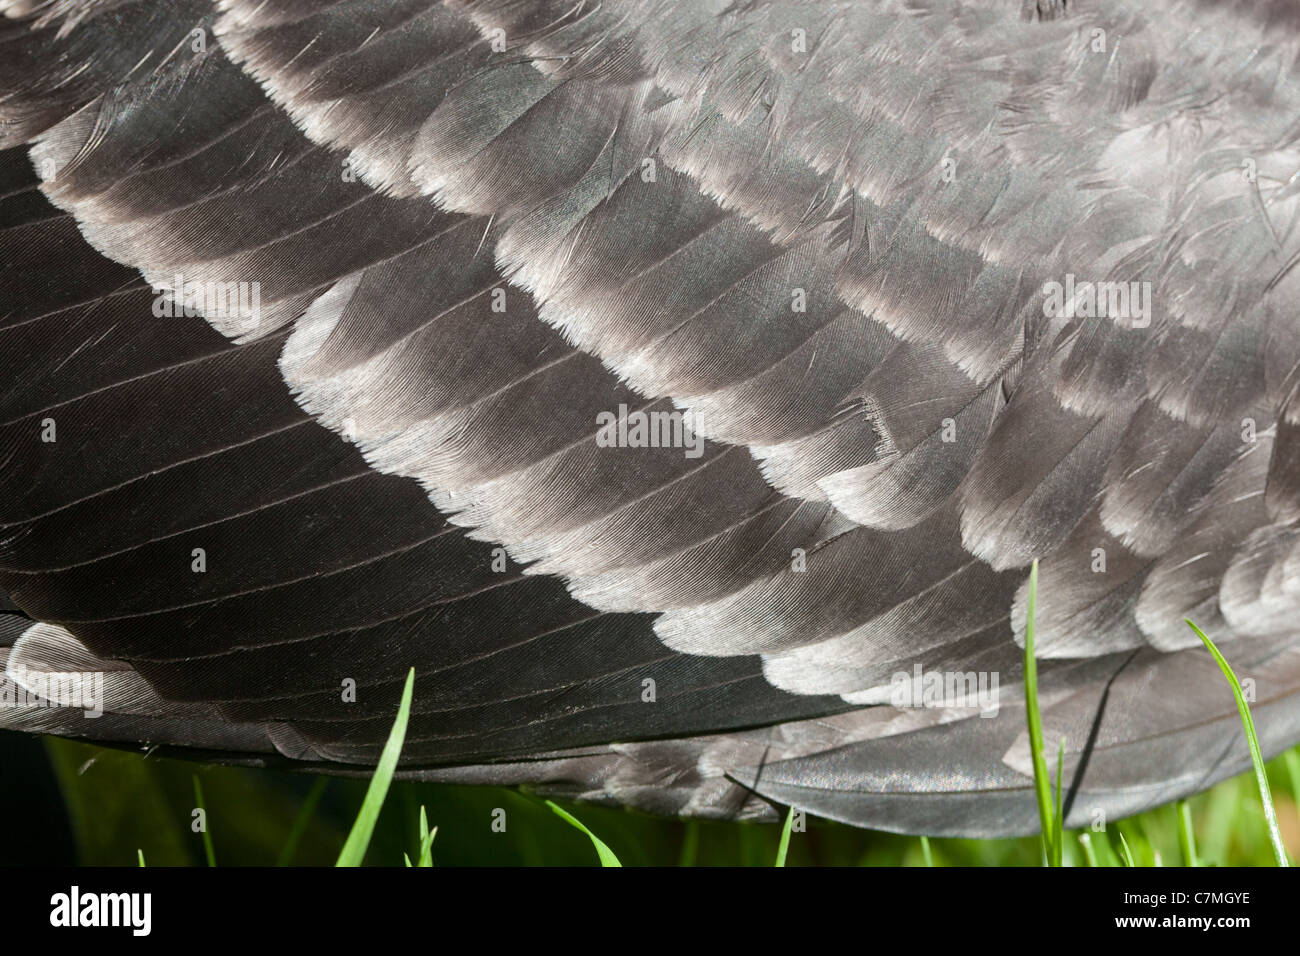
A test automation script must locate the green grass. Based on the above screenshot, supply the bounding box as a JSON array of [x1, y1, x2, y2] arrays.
[[1077, 833, 1097, 867], [1115, 830, 1135, 867], [277, 777, 328, 867], [25, 736, 1300, 866], [1186, 619, 1289, 866], [193, 775, 216, 867], [18, 578, 1300, 866], [414, 805, 437, 867], [1023, 560, 1053, 863], [1022, 560, 1066, 866], [775, 807, 795, 866], [1009, 569, 1293, 868], [401, 805, 437, 867], [335, 667, 415, 867], [546, 800, 622, 867], [1176, 800, 1197, 867]]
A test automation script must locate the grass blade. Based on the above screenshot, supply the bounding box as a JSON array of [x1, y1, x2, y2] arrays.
[[545, 800, 621, 867], [677, 820, 700, 867], [1052, 738, 1065, 867], [416, 805, 436, 867], [192, 775, 216, 867], [775, 807, 794, 866], [276, 777, 328, 867], [1284, 747, 1300, 800], [136, 849, 145, 867], [1077, 833, 1098, 867], [1116, 831, 1134, 867], [1186, 619, 1289, 867], [919, 835, 934, 867], [1176, 800, 1197, 867], [1022, 560, 1057, 865], [335, 667, 415, 867], [1284, 748, 1300, 808]]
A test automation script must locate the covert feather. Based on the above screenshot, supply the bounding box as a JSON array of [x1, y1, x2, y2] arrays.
[[2, 0, 1300, 837]]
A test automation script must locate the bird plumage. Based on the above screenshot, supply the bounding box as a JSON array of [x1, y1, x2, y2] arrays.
[[2, 0, 1300, 835]]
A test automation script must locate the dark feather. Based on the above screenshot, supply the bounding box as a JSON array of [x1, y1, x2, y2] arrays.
[[3, 0, 1300, 837]]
